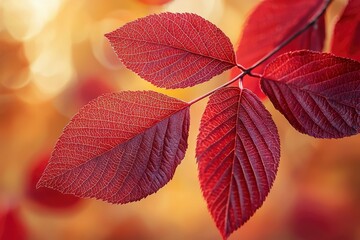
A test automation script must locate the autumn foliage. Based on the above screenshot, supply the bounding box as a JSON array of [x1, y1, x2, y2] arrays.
[[37, 0, 359, 239]]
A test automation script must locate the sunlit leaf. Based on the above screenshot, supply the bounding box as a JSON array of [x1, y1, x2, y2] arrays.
[[106, 13, 236, 88], [38, 91, 190, 204]]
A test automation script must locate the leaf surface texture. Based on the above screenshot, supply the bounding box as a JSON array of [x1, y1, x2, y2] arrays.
[[261, 50, 360, 138], [38, 91, 190, 204], [196, 87, 280, 238], [106, 13, 236, 89]]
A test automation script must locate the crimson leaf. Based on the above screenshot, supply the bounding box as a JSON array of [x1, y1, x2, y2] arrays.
[[37, 91, 190, 204], [106, 13, 236, 89], [196, 87, 280, 239], [230, 0, 326, 99], [331, 0, 360, 61], [261, 50, 360, 138]]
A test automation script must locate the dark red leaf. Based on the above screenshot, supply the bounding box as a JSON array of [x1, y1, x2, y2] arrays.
[[196, 87, 280, 239], [26, 152, 81, 209], [37, 91, 190, 204], [106, 13, 236, 89], [331, 0, 360, 61], [230, 0, 326, 99], [261, 50, 360, 138], [0, 207, 26, 240]]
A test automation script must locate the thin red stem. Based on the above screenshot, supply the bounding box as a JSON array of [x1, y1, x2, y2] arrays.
[[236, 63, 247, 71], [247, 0, 332, 71], [189, 0, 332, 105], [247, 72, 262, 78], [188, 72, 246, 105]]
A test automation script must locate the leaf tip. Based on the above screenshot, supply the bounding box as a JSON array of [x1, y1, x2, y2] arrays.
[[35, 179, 44, 189], [104, 32, 112, 40], [220, 228, 231, 240]]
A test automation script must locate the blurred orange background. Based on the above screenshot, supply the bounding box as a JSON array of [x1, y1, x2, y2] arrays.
[[1, 0, 360, 239]]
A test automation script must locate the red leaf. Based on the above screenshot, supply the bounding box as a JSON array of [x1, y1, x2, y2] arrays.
[[26, 152, 81, 209], [331, 0, 360, 61], [106, 13, 236, 89], [230, 0, 326, 99], [261, 50, 360, 138], [196, 87, 280, 239], [37, 91, 190, 204], [0, 207, 26, 240]]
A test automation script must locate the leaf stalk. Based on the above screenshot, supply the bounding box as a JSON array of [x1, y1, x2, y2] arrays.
[[188, 0, 333, 105]]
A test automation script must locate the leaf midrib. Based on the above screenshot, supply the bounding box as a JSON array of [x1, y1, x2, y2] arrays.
[[39, 104, 190, 187], [111, 36, 236, 67], [265, 78, 358, 111]]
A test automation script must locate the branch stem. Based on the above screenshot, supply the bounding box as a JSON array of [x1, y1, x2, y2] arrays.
[[188, 72, 245, 105], [247, 0, 332, 71], [188, 0, 333, 105]]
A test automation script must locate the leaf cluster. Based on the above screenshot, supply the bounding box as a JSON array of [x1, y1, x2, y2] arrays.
[[38, 0, 359, 238]]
